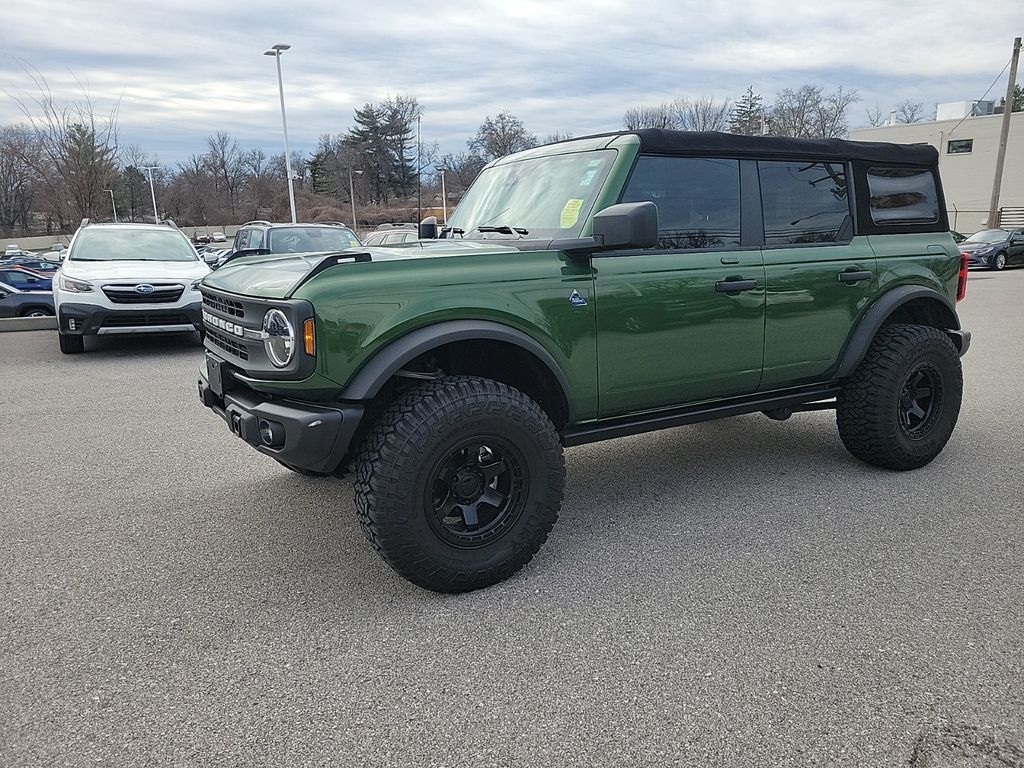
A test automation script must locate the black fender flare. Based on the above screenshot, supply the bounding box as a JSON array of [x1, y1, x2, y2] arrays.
[[834, 285, 961, 379], [340, 320, 575, 421]]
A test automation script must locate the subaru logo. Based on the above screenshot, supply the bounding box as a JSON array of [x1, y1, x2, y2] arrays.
[[134, 284, 156, 294]]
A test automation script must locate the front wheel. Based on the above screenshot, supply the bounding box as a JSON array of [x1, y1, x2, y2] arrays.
[[20, 307, 54, 317], [354, 376, 565, 593], [990, 252, 1007, 270], [837, 324, 962, 470]]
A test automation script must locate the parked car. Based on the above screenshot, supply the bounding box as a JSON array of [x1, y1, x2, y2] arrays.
[[362, 229, 420, 246], [0, 257, 60, 272], [53, 221, 210, 354], [960, 228, 1024, 270], [221, 222, 361, 268], [0, 266, 53, 292], [951, 231, 966, 243], [210, 232, 227, 243], [0, 281, 55, 317]]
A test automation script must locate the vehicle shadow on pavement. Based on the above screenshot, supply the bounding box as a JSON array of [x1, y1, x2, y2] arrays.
[[215, 411, 897, 601], [81, 332, 205, 358]]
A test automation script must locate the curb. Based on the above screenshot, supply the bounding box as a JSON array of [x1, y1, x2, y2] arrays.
[[0, 316, 57, 332]]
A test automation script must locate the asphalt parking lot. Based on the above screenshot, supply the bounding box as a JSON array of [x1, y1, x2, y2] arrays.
[[2, 271, 1023, 767]]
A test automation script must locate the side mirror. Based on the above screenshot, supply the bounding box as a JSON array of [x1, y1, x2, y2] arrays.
[[592, 202, 659, 250], [419, 216, 438, 240]]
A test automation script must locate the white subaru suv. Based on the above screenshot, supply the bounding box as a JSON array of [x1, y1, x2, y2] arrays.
[[54, 221, 210, 354]]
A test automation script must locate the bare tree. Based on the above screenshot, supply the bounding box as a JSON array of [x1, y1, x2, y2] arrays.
[[469, 112, 537, 160], [769, 84, 860, 138], [0, 125, 39, 236], [6, 67, 120, 227], [672, 96, 733, 131], [543, 131, 574, 144], [895, 99, 926, 123], [623, 103, 676, 130], [865, 104, 886, 127]]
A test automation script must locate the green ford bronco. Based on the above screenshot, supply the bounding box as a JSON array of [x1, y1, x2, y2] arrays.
[[198, 129, 970, 592]]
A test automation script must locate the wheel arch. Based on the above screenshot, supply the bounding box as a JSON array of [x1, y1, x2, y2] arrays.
[[835, 286, 961, 380], [341, 320, 575, 429]]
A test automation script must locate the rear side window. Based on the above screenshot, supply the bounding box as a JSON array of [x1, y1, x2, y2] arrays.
[[621, 156, 740, 250], [866, 167, 939, 225], [758, 161, 850, 245]]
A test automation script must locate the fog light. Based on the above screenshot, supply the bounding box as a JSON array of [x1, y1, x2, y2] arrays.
[[68, 318, 76, 331], [258, 419, 285, 448]]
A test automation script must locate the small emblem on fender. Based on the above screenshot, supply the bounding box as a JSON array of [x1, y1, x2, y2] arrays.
[[568, 289, 588, 307]]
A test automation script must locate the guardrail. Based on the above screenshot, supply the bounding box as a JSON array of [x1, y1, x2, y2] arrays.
[[0, 316, 57, 332]]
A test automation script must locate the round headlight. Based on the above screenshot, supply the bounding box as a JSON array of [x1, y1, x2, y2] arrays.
[[262, 309, 294, 367]]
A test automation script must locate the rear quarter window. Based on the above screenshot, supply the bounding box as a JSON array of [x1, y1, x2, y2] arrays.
[[866, 167, 940, 225]]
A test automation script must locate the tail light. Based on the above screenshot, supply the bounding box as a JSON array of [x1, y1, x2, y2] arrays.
[[956, 252, 969, 302]]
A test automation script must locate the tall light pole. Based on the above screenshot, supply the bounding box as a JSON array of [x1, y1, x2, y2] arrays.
[[142, 166, 160, 223], [436, 167, 448, 225], [264, 43, 297, 224], [103, 188, 118, 222], [348, 168, 363, 231]]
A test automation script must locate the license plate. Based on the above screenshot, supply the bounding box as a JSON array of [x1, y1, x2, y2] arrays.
[[206, 353, 225, 396]]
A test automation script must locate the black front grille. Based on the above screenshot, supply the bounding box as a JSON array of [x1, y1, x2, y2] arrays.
[[202, 292, 244, 318], [207, 327, 249, 360], [103, 284, 185, 304], [102, 312, 190, 328]]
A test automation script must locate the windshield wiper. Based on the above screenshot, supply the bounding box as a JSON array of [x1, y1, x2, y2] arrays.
[[473, 225, 529, 238]]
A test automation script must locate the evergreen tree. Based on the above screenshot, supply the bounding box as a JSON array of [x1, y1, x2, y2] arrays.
[[730, 86, 765, 136]]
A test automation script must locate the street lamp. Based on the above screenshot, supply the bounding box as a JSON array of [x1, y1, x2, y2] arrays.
[[264, 43, 297, 224], [141, 166, 160, 223], [103, 188, 118, 222], [436, 167, 448, 225], [348, 168, 364, 231]]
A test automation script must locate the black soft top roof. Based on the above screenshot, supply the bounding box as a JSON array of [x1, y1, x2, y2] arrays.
[[580, 129, 938, 166]]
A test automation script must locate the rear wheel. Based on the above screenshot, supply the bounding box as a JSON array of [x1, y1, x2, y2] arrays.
[[837, 324, 962, 470], [990, 252, 1007, 270], [355, 376, 565, 593], [58, 333, 84, 354]]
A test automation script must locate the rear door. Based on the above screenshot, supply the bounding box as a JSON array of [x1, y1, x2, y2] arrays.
[[594, 155, 765, 417], [757, 159, 877, 388]]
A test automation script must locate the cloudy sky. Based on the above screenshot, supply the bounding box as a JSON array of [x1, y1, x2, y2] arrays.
[[1, 0, 1020, 166]]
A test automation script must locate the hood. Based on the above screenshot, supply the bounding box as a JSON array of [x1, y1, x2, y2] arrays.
[[61, 259, 210, 282], [203, 240, 523, 299]]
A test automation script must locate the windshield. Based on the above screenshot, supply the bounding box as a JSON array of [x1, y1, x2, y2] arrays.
[[70, 228, 198, 262], [268, 227, 360, 254], [964, 229, 1007, 244], [446, 150, 616, 239]]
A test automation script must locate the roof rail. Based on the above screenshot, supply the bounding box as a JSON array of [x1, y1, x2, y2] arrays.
[[241, 220, 272, 226], [80, 218, 91, 228]]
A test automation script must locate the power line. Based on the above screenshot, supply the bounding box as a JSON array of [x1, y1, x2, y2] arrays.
[[949, 56, 1012, 135]]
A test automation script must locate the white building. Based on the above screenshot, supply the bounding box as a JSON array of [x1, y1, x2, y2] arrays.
[[849, 109, 1023, 234]]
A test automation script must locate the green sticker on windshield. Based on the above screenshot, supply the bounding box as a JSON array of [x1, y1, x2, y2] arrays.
[[560, 199, 584, 228]]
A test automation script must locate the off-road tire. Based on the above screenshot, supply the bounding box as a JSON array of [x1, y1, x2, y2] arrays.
[[354, 375, 565, 593], [990, 252, 1007, 270], [837, 323, 962, 470], [58, 333, 84, 354]]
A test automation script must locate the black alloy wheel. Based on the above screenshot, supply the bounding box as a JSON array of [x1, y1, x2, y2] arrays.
[[426, 437, 527, 548], [897, 364, 943, 439]]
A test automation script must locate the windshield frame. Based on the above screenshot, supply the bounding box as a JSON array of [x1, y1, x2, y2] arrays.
[[445, 149, 618, 240]]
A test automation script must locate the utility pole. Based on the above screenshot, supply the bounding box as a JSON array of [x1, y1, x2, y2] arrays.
[[142, 166, 160, 223], [988, 36, 1021, 228]]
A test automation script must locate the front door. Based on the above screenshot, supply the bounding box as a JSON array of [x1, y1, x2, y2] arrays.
[[594, 156, 765, 418]]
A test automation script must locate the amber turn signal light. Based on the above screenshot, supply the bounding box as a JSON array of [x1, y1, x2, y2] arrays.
[[303, 318, 315, 356]]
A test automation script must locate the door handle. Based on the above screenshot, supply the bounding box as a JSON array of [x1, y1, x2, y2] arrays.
[[838, 269, 871, 284], [715, 278, 757, 294]]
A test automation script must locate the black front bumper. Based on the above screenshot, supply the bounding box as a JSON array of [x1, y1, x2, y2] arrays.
[[198, 354, 364, 475], [59, 301, 203, 336]]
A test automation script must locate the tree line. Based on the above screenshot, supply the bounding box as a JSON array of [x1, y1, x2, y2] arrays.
[[7, 78, 1017, 238]]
